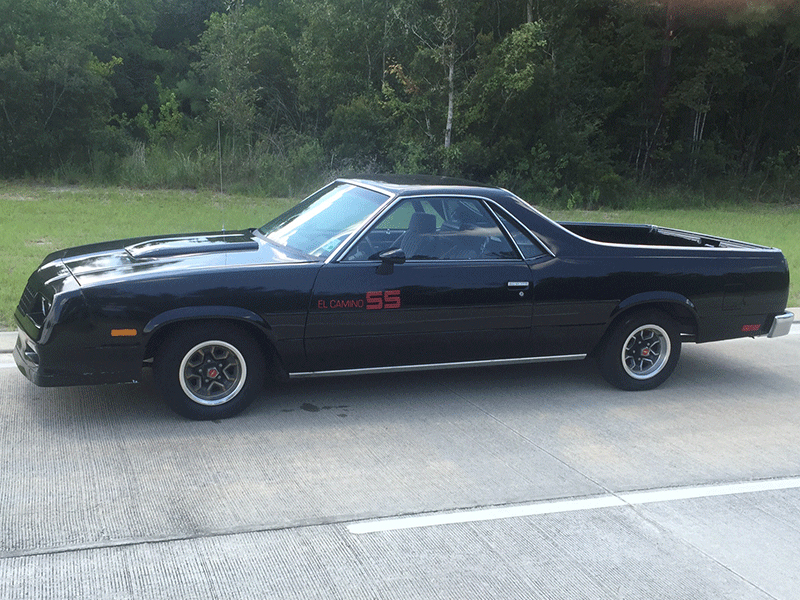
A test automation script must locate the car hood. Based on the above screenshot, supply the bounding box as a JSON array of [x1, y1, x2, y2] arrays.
[[43, 231, 315, 286]]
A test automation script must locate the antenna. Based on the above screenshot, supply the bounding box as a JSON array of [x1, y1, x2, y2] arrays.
[[218, 120, 225, 231], [218, 120, 223, 194]]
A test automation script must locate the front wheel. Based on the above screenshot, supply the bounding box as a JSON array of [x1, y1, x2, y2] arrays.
[[597, 310, 681, 391], [154, 323, 266, 419]]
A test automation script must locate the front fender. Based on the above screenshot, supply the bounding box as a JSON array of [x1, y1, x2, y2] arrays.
[[143, 306, 273, 341]]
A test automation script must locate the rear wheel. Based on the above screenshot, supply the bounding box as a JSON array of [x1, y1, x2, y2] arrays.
[[154, 323, 266, 419], [597, 310, 681, 391]]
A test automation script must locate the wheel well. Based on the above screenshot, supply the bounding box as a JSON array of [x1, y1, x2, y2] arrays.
[[646, 302, 697, 337], [144, 318, 281, 373], [594, 302, 698, 356]]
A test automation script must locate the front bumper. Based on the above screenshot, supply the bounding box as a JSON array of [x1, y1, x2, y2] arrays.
[[14, 330, 54, 386], [13, 328, 143, 387], [13, 329, 85, 386], [767, 311, 795, 338]]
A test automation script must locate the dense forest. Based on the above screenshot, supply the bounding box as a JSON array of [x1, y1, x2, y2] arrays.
[[2, 0, 800, 205]]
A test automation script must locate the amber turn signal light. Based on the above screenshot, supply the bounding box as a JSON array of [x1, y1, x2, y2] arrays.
[[110, 329, 138, 337]]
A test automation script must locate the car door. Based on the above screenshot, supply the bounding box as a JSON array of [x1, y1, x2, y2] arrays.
[[303, 196, 534, 372]]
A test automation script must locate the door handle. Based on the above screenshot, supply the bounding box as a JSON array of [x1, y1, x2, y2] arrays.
[[507, 281, 530, 289]]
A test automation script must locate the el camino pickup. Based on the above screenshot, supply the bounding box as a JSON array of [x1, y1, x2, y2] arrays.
[[14, 176, 794, 419]]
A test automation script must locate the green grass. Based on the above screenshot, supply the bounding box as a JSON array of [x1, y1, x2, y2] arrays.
[[1, 184, 797, 329]]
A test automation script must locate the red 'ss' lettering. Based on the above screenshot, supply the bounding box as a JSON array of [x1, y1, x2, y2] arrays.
[[366, 291, 383, 310], [384, 289, 401, 309], [366, 290, 402, 309]]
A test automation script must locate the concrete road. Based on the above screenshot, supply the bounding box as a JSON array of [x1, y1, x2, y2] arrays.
[[1, 324, 799, 599]]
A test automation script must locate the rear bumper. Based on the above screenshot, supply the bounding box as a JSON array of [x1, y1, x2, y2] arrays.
[[767, 311, 795, 338]]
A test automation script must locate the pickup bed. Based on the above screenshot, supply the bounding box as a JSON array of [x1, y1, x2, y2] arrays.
[[560, 222, 768, 249]]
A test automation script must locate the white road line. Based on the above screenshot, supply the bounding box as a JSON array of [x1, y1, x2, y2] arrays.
[[348, 476, 800, 534], [348, 497, 625, 534], [618, 477, 800, 504]]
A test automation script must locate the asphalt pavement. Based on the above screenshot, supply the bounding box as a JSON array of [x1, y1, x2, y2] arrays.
[[1, 314, 799, 599]]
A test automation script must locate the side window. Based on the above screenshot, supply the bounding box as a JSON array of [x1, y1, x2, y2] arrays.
[[343, 197, 519, 261], [496, 213, 547, 259]]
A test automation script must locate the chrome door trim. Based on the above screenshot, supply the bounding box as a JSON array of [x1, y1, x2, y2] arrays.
[[289, 353, 587, 378]]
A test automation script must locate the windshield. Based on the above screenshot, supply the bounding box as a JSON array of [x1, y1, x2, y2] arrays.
[[257, 183, 390, 260]]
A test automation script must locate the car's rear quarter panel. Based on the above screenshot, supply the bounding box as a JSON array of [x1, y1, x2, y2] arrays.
[[528, 242, 789, 355]]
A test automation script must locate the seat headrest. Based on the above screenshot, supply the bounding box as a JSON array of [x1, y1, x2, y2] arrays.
[[407, 212, 436, 234]]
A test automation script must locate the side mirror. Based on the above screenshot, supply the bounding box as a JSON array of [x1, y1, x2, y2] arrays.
[[376, 248, 405, 275]]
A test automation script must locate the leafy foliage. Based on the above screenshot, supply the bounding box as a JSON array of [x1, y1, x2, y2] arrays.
[[2, 0, 800, 203], [0, 0, 120, 174]]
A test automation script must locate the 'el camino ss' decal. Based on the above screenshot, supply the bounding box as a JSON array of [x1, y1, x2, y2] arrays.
[[317, 290, 401, 310]]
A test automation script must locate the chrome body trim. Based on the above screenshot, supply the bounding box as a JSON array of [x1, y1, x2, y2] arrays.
[[483, 198, 556, 258], [482, 198, 526, 258], [326, 189, 402, 264], [289, 353, 587, 379], [321, 187, 396, 265], [329, 189, 539, 264], [767, 311, 794, 338]]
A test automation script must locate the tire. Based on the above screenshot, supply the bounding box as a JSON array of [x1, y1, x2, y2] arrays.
[[597, 310, 681, 391], [154, 323, 266, 420]]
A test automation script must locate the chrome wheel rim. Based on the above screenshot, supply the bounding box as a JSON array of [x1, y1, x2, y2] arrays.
[[179, 340, 247, 406], [622, 324, 670, 380]]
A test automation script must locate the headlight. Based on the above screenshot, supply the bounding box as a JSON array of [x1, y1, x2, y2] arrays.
[[29, 292, 54, 327], [18, 286, 54, 328], [41, 295, 52, 318]]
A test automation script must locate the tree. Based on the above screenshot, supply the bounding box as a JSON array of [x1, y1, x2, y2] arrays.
[[292, 0, 399, 130], [0, 0, 120, 175], [389, 0, 481, 150], [194, 0, 299, 139]]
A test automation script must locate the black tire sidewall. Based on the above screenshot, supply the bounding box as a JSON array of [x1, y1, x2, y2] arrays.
[[154, 323, 266, 419], [598, 310, 681, 391]]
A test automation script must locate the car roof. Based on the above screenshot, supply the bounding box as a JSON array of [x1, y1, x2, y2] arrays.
[[341, 174, 505, 197]]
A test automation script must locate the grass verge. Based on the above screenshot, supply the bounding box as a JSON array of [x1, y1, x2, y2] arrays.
[[1, 184, 797, 329]]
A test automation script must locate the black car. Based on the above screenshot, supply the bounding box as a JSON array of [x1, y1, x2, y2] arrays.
[[14, 176, 794, 419]]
